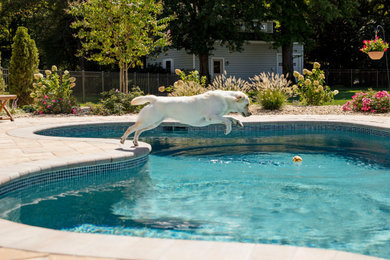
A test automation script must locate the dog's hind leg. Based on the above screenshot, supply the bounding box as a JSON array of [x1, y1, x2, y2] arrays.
[[120, 122, 142, 144], [132, 120, 163, 146]]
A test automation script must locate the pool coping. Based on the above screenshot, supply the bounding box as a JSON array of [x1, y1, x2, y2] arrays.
[[0, 115, 388, 260]]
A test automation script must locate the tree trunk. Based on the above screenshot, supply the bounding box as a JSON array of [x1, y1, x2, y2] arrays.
[[125, 66, 129, 94], [282, 43, 294, 82], [199, 53, 210, 83]]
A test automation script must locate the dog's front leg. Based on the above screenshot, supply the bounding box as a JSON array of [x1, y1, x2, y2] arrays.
[[227, 117, 244, 128], [206, 114, 233, 135]]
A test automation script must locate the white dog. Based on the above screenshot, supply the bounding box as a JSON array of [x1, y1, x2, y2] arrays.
[[120, 90, 251, 146]]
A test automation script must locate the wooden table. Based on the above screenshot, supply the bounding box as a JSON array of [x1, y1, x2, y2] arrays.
[[0, 95, 17, 121]]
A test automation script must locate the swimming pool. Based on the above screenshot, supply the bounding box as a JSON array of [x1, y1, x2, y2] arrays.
[[1, 122, 390, 259]]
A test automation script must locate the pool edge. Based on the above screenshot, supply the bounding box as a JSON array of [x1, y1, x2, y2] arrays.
[[1, 116, 388, 260]]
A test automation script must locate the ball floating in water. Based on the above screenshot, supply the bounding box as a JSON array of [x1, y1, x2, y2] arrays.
[[292, 156, 302, 162]]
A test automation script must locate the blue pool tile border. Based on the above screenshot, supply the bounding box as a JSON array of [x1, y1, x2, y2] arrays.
[[0, 154, 148, 197], [36, 121, 390, 138]]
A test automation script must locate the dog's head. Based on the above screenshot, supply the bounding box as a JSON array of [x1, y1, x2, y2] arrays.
[[233, 92, 252, 117]]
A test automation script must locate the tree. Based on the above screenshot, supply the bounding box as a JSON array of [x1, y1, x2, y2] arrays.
[[9, 27, 39, 105], [306, 0, 389, 70], [265, 0, 357, 80], [163, 0, 267, 81], [68, 0, 171, 93]]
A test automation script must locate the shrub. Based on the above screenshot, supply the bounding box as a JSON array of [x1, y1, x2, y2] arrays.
[[30, 66, 79, 114], [88, 87, 144, 115], [257, 89, 286, 110], [209, 71, 250, 91], [9, 27, 39, 105], [248, 72, 292, 110], [342, 90, 390, 113], [160, 69, 208, 96], [0, 52, 6, 94], [293, 62, 338, 106]]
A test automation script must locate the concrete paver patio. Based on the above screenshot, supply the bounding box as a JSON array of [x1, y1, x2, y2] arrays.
[[0, 114, 388, 260]]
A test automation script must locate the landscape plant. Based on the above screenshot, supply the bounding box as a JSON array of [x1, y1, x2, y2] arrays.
[[88, 87, 144, 115], [209, 71, 250, 92], [9, 27, 39, 105], [293, 62, 338, 105], [161, 69, 208, 96], [30, 66, 79, 114], [248, 72, 292, 110], [342, 89, 390, 113], [360, 37, 388, 53]]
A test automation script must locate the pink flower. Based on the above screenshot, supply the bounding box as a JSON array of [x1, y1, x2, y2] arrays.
[[47, 105, 50, 108], [43, 101, 47, 105], [39, 110, 43, 114], [52, 99, 56, 103], [44, 95, 48, 99]]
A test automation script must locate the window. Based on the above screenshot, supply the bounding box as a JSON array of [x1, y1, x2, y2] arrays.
[[162, 59, 174, 73], [212, 58, 224, 76]]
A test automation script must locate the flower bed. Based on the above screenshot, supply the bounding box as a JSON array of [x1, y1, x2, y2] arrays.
[[342, 90, 390, 113]]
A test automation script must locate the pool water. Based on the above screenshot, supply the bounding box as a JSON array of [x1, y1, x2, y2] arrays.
[[1, 129, 390, 258]]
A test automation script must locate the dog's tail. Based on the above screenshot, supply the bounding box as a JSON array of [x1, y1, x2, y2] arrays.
[[131, 95, 157, 106]]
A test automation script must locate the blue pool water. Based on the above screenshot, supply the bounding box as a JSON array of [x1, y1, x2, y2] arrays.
[[1, 123, 390, 258]]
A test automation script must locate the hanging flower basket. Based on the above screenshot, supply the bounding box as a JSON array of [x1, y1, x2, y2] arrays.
[[360, 37, 388, 60], [368, 51, 384, 60]]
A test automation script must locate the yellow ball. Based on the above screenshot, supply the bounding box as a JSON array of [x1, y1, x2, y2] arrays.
[[292, 156, 302, 162]]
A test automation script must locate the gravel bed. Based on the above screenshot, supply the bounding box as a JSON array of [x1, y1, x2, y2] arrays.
[[250, 104, 390, 116]]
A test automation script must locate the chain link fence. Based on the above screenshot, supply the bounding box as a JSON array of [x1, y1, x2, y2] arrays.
[[1, 68, 390, 102], [324, 69, 390, 88], [1, 69, 179, 102]]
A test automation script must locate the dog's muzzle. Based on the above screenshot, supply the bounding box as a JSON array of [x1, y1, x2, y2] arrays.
[[242, 111, 252, 117]]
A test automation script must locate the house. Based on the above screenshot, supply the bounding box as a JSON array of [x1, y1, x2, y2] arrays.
[[147, 42, 304, 81], [146, 20, 304, 81]]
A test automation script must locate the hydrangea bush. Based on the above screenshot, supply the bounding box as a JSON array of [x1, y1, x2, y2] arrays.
[[342, 90, 390, 113], [159, 69, 208, 96], [292, 62, 338, 105], [30, 65, 79, 114]]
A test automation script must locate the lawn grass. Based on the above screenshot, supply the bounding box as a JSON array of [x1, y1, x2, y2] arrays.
[[74, 94, 101, 106]]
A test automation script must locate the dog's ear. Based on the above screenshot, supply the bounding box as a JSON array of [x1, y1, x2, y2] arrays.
[[235, 94, 245, 102]]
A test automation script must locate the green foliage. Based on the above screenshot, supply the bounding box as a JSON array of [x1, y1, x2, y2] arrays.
[[163, 0, 267, 78], [257, 89, 286, 110], [67, 0, 171, 93], [293, 62, 338, 105], [88, 87, 144, 115], [0, 52, 6, 94], [9, 27, 39, 106], [30, 66, 79, 114]]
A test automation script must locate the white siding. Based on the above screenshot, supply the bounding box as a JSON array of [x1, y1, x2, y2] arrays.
[[147, 41, 304, 80], [210, 42, 278, 80], [146, 49, 193, 71]]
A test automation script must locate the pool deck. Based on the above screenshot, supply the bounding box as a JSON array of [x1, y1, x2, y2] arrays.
[[0, 114, 389, 260]]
